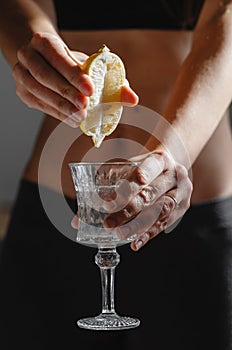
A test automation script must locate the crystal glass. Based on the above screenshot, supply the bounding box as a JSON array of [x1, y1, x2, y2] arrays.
[[69, 161, 140, 331]]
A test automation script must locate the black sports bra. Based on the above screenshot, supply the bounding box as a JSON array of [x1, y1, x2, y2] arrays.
[[54, 0, 205, 31]]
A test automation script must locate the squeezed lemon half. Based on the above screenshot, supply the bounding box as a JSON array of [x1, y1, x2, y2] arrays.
[[80, 45, 126, 147]]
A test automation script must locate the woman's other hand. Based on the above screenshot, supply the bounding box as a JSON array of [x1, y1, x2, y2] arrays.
[[103, 150, 193, 251]]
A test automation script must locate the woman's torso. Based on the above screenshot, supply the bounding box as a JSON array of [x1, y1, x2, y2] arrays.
[[23, 28, 232, 203]]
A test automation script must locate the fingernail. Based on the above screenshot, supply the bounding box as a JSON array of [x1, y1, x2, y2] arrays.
[[135, 240, 143, 250], [75, 97, 86, 109], [65, 118, 78, 128], [71, 112, 82, 122], [71, 216, 77, 228], [81, 77, 94, 96], [104, 200, 116, 211]]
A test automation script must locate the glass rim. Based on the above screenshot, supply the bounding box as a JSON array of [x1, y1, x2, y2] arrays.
[[69, 161, 140, 167]]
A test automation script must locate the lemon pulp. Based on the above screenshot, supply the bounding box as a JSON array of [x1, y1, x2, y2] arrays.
[[80, 45, 126, 147]]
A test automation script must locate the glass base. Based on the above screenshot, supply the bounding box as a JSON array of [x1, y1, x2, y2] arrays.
[[77, 313, 140, 331]]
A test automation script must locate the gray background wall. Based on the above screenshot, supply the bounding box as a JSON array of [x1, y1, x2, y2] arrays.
[[0, 52, 42, 206]]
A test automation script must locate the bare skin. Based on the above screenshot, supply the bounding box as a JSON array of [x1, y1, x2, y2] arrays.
[[1, 0, 232, 250], [23, 29, 232, 202]]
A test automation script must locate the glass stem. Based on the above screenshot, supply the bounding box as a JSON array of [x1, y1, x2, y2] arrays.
[[95, 248, 120, 315]]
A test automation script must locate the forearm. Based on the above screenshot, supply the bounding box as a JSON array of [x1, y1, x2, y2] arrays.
[[0, 0, 59, 67], [148, 1, 232, 169]]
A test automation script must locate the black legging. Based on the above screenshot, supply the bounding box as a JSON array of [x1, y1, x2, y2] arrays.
[[0, 179, 232, 350]]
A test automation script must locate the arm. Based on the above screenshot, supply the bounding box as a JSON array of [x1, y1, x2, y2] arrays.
[[0, 0, 58, 67], [104, 0, 232, 250], [0, 0, 93, 124], [151, 0, 232, 168], [0, 0, 138, 125]]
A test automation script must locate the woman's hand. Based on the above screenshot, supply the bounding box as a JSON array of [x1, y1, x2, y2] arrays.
[[12, 32, 138, 126], [103, 150, 193, 251]]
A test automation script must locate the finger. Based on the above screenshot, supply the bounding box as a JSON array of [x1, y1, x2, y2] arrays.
[[104, 183, 161, 229], [30, 33, 94, 95], [104, 154, 166, 214], [15, 87, 80, 127], [174, 164, 193, 210], [130, 195, 178, 251], [149, 166, 178, 200], [71, 214, 78, 229], [130, 220, 166, 251], [133, 153, 166, 187], [131, 165, 193, 250], [96, 162, 137, 205], [104, 167, 175, 230], [145, 188, 189, 238], [17, 47, 89, 109], [112, 199, 164, 240], [13, 63, 87, 123], [120, 84, 139, 106], [130, 232, 151, 251]]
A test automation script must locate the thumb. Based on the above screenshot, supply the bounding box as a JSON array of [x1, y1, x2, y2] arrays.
[[121, 81, 139, 106], [71, 214, 78, 229]]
